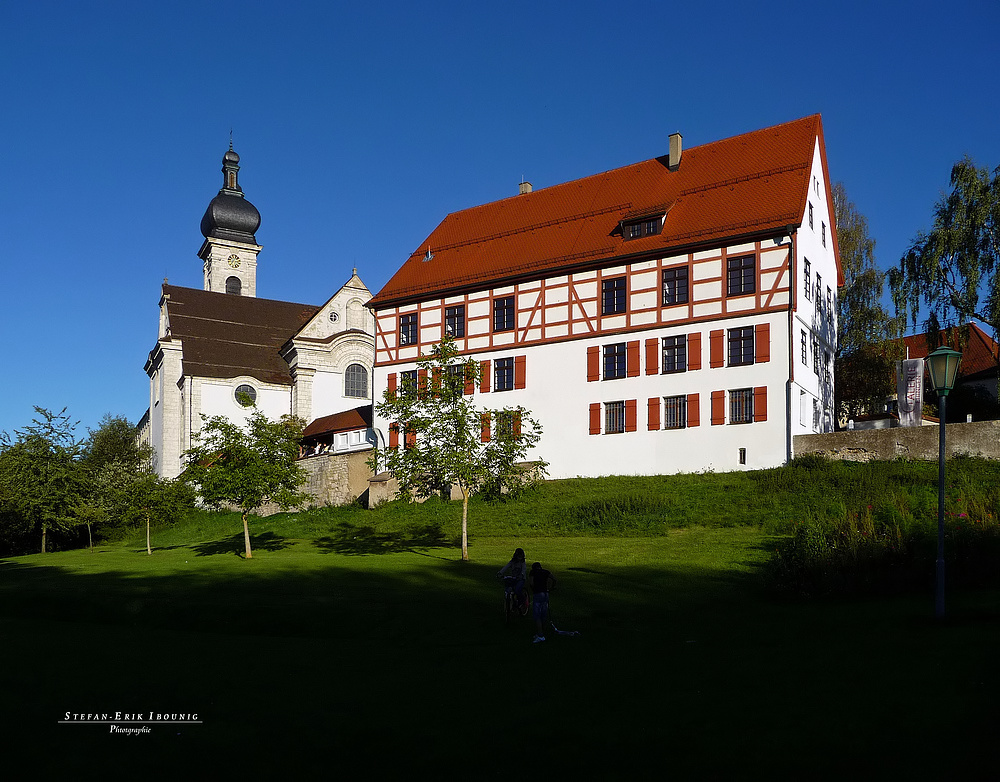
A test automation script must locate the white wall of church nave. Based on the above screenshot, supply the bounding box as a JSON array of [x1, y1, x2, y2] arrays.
[[198, 378, 292, 428], [310, 369, 370, 419]]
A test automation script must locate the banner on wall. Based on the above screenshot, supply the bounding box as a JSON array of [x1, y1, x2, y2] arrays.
[[896, 359, 924, 427]]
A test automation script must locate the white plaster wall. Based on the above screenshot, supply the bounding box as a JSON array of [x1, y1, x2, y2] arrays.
[[374, 312, 792, 479], [789, 140, 839, 437]]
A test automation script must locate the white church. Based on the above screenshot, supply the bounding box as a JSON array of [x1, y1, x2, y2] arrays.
[[140, 147, 376, 482]]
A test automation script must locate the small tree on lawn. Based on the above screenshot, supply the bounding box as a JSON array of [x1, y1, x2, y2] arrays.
[[370, 337, 546, 561], [0, 407, 87, 553], [182, 407, 308, 559]]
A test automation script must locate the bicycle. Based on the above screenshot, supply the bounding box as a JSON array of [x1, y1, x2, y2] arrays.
[[499, 575, 530, 624]]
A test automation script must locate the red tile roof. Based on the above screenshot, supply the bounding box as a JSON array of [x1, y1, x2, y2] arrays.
[[371, 115, 835, 307], [901, 323, 1000, 381], [302, 405, 372, 438], [155, 285, 320, 385]]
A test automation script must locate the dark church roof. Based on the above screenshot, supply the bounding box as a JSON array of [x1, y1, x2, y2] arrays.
[[200, 147, 261, 244], [156, 284, 319, 385]]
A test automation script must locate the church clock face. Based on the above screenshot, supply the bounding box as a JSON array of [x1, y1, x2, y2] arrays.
[[227, 254, 241, 268]]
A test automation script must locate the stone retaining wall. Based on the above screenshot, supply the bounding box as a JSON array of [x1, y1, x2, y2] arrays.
[[794, 420, 1000, 462]]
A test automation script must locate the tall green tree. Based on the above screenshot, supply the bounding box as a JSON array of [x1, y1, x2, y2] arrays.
[[889, 156, 1000, 349], [82, 414, 151, 474], [832, 182, 901, 421], [370, 337, 546, 561], [0, 407, 87, 553], [182, 408, 307, 559]]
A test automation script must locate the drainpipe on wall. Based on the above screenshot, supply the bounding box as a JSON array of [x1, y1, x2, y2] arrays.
[[786, 228, 797, 463]]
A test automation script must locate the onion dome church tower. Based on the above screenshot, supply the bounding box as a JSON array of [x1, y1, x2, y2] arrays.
[[198, 144, 262, 296]]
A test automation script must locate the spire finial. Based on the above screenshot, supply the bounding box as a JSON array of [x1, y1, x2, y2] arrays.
[[229, 129, 233, 151]]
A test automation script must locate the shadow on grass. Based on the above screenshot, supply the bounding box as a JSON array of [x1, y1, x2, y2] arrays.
[[189, 531, 292, 557], [313, 521, 458, 555]]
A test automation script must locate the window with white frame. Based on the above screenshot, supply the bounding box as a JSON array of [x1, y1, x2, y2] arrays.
[[493, 296, 515, 332], [400, 313, 418, 345], [400, 369, 418, 397], [663, 395, 687, 430], [605, 401, 625, 434], [822, 222, 827, 247], [809, 202, 814, 229], [662, 265, 689, 305], [728, 326, 754, 366], [812, 337, 820, 375], [603, 343, 627, 380], [727, 255, 755, 296], [827, 287, 834, 326], [602, 277, 627, 315], [801, 330, 808, 364], [345, 364, 368, 398], [662, 335, 686, 373], [803, 258, 811, 299], [445, 305, 465, 337], [730, 388, 753, 424], [494, 357, 514, 392]]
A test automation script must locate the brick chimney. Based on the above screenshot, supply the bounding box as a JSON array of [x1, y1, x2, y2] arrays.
[[668, 133, 682, 170]]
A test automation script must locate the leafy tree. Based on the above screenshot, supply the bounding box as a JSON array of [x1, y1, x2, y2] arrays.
[[890, 156, 1000, 355], [129, 474, 196, 555], [0, 408, 87, 553], [831, 182, 902, 422], [182, 407, 307, 559], [370, 337, 546, 561], [82, 414, 151, 474]]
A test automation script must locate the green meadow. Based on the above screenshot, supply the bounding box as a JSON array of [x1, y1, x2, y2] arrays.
[[2, 463, 999, 779]]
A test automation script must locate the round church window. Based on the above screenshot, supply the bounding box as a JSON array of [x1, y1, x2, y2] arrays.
[[234, 384, 257, 407]]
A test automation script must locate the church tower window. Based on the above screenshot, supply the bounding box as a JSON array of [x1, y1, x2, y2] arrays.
[[226, 276, 242, 295]]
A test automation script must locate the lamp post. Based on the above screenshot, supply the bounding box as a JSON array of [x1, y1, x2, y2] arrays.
[[925, 346, 962, 619]]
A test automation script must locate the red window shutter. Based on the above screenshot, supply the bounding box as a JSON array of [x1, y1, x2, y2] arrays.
[[587, 346, 599, 382], [647, 397, 661, 430], [711, 390, 726, 425], [589, 403, 601, 435], [755, 323, 770, 364], [404, 425, 416, 449], [417, 369, 428, 396], [464, 364, 475, 396], [481, 413, 491, 442], [431, 367, 442, 392], [753, 386, 768, 422], [688, 333, 702, 370], [513, 411, 522, 437], [687, 393, 700, 427], [388, 423, 399, 449], [514, 355, 526, 389], [709, 330, 724, 368], [645, 338, 659, 375], [625, 399, 637, 431], [627, 341, 640, 377], [387, 373, 398, 399], [480, 360, 491, 393]]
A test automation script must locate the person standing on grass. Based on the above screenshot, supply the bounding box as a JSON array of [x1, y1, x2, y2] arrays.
[[497, 547, 528, 612], [529, 561, 556, 643]]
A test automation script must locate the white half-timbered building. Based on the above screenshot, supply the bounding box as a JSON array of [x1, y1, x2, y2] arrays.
[[367, 115, 841, 478]]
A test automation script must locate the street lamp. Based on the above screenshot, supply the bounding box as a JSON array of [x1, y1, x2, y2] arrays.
[[925, 346, 962, 619]]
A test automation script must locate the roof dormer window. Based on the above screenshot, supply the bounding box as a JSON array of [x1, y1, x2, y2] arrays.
[[622, 215, 664, 241]]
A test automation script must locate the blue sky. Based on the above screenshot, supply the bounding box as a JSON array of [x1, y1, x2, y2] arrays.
[[1, 0, 998, 438]]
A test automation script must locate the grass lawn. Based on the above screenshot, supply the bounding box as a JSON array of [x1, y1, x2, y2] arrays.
[[2, 508, 999, 779]]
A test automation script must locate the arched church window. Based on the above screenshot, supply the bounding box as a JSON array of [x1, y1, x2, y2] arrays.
[[345, 364, 368, 399], [226, 276, 242, 295]]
